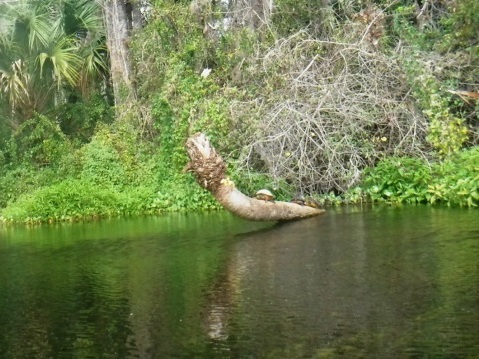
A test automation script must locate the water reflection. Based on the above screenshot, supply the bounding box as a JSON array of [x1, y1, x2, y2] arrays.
[[201, 206, 479, 358], [0, 207, 478, 358]]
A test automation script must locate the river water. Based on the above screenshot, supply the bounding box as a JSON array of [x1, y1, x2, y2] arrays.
[[0, 205, 478, 358]]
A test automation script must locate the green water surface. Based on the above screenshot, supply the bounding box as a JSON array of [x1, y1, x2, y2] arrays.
[[0, 206, 478, 358]]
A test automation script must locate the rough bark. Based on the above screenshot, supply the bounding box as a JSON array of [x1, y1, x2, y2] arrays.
[[103, 0, 134, 106], [185, 133, 325, 221]]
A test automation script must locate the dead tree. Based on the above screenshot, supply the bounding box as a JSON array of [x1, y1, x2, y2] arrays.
[[185, 133, 325, 221]]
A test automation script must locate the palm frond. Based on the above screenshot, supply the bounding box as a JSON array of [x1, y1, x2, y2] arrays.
[[75, 0, 104, 35], [0, 59, 29, 110], [27, 9, 52, 50], [64, 0, 104, 40], [38, 36, 82, 87], [0, 0, 107, 120]]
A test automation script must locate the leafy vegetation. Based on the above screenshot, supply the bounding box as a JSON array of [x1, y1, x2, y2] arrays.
[[359, 147, 479, 207], [0, 0, 108, 126], [360, 157, 433, 204], [427, 147, 479, 207]]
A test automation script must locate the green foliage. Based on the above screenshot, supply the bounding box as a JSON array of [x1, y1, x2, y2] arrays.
[[1, 179, 118, 223], [339, 187, 367, 205], [3, 0, 479, 224], [133, 0, 259, 148], [56, 93, 114, 142], [130, 1, 208, 97], [119, 185, 160, 214], [389, 4, 432, 50], [150, 65, 194, 171], [436, 0, 479, 50], [130, 0, 279, 215], [0, 114, 81, 209], [8, 114, 72, 166], [80, 136, 127, 187], [426, 108, 469, 157], [150, 60, 235, 170], [361, 157, 432, 204], [399, 53, 470, 157], [391, 0, 478, 152], [423, 91, 469, 157], [272, 0, 339, 37], [77, 122, 157, 187], [0, 109, 227, 223], [0, 0, 107, 126], [0, 178, 158, 224], [427, 147, 479, 207], [0, 165, 59, 209], [151, 174, 221, 212], [360, 147, 479, 207], [190, 94, 234, 154]]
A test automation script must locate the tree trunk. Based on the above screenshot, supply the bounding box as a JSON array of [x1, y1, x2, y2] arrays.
[[103, 0, 134, 106], [185, 133, 325, 221]]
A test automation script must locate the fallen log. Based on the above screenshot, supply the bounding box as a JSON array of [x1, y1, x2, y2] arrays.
[[185, 133, 325, 221]]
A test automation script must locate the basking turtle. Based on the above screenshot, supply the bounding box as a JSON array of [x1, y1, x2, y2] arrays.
[[255, 189, 275, 202], [305, 197, 321, 209], [290, 196, 306, 206]]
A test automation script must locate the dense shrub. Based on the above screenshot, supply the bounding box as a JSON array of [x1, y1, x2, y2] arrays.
[[0, 178, 160, 224], [361, 157, 432, 204], [56, 94, 114, 142], [0, 179, 121, 223], [0, 165, 60, 208], [7, 114, 73, 167], [427, 147, 479, 207], [360, 147, 479, 207], [80, 132, 128, 187]]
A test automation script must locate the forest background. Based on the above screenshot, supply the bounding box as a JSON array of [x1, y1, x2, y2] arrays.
[[0, 0, 477, 224]]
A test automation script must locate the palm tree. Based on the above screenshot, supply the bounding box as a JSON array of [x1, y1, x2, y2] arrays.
[[0, 0, 108, 127], [63, 0, 108, 97]]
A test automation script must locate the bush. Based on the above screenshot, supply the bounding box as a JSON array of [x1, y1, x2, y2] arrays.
[[80, 133, 128, 187], [234, 30, 428, 194], [8, 114, 72, 167], [361, 157, 432, 204], [0, 179, 120, 223], [400, 54, 470, 157], [392, 0, 479, 152], [150, 174, 221, 212], [78, 122, 158, 188], [360, 147, 479, 207], [0, 165, 64, 209], [427, 147, 479, 207], [0, 178, 160, 224], [56, 93, 114, 142]]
